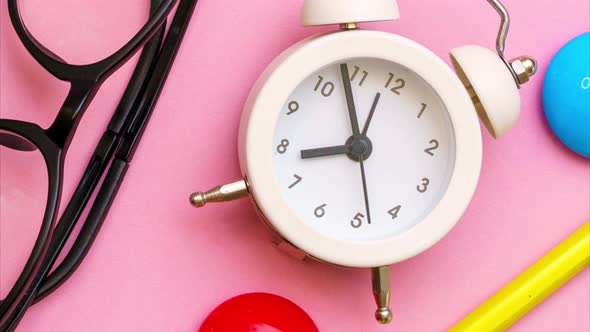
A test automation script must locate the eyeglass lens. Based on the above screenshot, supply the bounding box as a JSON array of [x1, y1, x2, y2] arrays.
[[18, 0, 154, 65], [0, 131, 48, 299]]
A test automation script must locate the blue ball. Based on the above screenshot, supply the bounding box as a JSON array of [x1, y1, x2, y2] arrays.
[[543, 32, 590, 158]]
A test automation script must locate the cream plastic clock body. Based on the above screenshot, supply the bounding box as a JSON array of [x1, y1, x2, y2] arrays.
[[189, 0, 537, 325], [238, 30, 483, 268]]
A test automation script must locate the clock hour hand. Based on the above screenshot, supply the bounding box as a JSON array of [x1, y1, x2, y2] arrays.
[[340, 63, 362, 137], [301, 145, 350, 159]]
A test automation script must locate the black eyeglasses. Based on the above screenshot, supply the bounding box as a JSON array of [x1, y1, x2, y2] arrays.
[[0, 0, 197, 330]]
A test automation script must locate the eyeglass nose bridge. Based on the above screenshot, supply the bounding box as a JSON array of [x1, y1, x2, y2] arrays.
[[6, 0, 177, 82]]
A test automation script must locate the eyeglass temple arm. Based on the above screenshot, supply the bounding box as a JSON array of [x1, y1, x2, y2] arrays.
[[33, 0, 199, 302], [37, 159, 130, 303], [33, 0, 168, 299], [31, 0, 168, 301]]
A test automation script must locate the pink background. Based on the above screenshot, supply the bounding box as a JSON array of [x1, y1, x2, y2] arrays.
[[1, 0, 589, 331]]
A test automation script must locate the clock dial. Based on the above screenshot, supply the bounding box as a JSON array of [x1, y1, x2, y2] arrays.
[[273, 58, 456, 241]]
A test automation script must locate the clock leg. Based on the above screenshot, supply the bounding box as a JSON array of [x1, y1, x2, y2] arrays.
[[190, 179, 249, 207], [372, 266, 393, 324]]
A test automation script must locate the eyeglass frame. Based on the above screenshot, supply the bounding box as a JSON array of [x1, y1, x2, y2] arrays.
[[0, 0, 198, 329]]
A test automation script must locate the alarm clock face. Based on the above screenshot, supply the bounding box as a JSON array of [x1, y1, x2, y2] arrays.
[[272, 58, 456, 241]]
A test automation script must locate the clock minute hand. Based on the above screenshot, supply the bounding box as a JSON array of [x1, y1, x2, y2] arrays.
[[340, 63, 361, 137], [301, 145, 350, 159]]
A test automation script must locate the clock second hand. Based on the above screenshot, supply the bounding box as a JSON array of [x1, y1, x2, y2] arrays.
[[359, 156, 371, 224], [341, 62, 371, 224], [358, 93, 380, 225], [362, 93, 381, 136]]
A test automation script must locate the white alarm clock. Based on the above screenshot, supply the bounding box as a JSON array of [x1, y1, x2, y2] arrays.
[[189, 0, 536, 324]]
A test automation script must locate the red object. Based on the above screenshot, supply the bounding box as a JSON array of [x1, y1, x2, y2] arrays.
[[199, 293, 319, 332]]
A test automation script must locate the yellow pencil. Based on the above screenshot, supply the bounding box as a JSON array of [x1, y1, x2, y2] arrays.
[[450, 222, 590, 332]]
